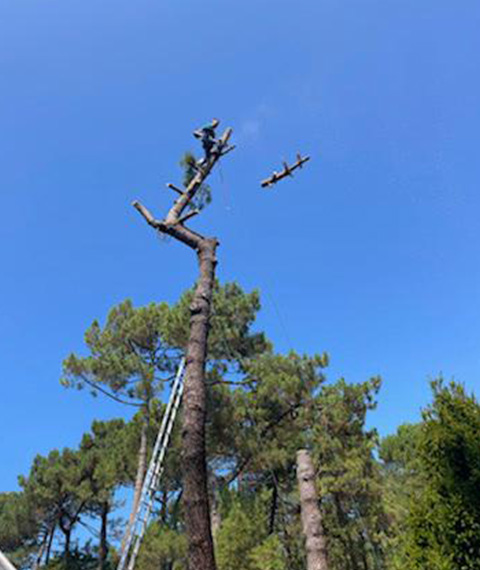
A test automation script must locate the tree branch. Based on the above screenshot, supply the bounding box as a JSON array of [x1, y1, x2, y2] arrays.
[[77, 518, 101, 539], [132, 201, 160, 229], [205, 378, 254, 387], [226, 401, 304, 485], [177, 209, 200, 225], [219, 144, 236, 158], [79, 374, 143, 407], [167, 183, 184, 195], [133, 199, 208, 249]]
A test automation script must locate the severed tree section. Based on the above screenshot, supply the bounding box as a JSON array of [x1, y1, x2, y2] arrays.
[[261, 153, 310, 188], [296, 449, 329, 570], [133, 124, 234, 570]]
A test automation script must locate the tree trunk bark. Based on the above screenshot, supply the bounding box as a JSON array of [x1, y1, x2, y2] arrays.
[[98, 502, 109, 570], [210, 495, 221, 539], [132, 125, 234, 570], [161, 487, 168, 524], [209, 474, 221, 538], [132, 410, 149, 521], [121, 409, 149, 555], [296, 449, 329, 570], [268, 478, 278, 535], [182, 238, 218, 570], [45, 522, 55, 565], [64, 528, 71, 562]]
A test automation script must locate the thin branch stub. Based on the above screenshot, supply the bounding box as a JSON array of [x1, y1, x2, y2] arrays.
[[177, 209, 200, 225], [167, 183, 184, 195]]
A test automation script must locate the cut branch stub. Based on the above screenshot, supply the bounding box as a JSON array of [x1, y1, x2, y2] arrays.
[[177, 209, 200, 225], [167, 183, 184, 195], [132, 201, 159, 229]]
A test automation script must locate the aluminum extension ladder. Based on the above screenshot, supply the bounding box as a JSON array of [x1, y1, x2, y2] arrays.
[[117, 358, 186, 570]]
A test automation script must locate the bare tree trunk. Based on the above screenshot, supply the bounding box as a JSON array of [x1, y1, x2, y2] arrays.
[[45, 523, 55, 565], [63, 527, 71, 562], [182, 238, 218, 570], [98, 502, 109, 570], [121, 410, 149, 555], [210, 496, 221, 539], [131, 414, 149, 524], [296, 449, 329, 570], [268, 477, 278, 535], [133, 123, 234, 570], [161, 487, 168, 524], [209, 473, 222, 538]]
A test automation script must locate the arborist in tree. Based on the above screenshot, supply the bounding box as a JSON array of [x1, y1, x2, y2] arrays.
[[193, 118, 220, 163]]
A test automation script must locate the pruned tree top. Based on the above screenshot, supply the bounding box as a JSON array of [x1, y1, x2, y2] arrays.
[[133, 124, 234, 250]]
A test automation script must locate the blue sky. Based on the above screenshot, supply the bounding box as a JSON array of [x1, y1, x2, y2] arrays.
[[2, 0, 480, 492]]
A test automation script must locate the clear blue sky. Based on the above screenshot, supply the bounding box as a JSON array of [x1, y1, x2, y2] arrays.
[[2, 0, 480, 492]]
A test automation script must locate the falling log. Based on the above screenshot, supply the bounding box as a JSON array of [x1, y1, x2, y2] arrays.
[[261, 153, 311, 188]]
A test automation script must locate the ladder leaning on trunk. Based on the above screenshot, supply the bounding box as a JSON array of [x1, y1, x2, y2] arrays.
[[117, 358, 186, 570]]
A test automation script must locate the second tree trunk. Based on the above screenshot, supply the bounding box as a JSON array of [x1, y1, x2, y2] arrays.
[[296, 449, 329, 570]]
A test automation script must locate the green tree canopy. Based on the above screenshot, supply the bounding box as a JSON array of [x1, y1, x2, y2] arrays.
[[403, 380, 480, 570]]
